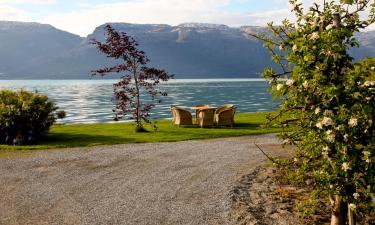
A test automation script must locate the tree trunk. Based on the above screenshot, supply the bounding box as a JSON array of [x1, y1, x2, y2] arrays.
[[132, 60, 141, 129], [331, 195, 347, 225], [348, 204, 356, 225]]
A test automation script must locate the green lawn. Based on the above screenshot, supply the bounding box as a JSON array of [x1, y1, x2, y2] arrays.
[[0, 112, 282, 153]]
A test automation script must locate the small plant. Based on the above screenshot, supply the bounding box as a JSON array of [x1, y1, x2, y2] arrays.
[[91, 25, 173, 132], [0, 89, 65, 145]]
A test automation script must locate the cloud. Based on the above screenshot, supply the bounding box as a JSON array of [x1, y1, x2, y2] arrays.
[[0, 0, 56, 4], [0, 0, 373, 36], [41, 0, 293, 36], [0, 0, 56, 21], [0, 4, 31, 20]]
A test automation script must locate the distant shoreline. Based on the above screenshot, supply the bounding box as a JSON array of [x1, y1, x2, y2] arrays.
[[0, 78, 266, 82]]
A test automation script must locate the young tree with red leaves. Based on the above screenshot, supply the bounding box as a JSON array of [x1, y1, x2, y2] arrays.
[[91, 25, 173, 132]]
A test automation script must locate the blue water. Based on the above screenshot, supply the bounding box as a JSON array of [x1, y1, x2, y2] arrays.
[[0, 79, 278, 124]]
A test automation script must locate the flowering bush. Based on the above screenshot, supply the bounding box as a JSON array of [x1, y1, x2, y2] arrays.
[[0, 89, 65, 145], [254, 0, 374, 224]]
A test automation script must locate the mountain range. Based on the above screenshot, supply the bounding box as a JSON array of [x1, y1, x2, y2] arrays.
[[0, 21, 374, 79]]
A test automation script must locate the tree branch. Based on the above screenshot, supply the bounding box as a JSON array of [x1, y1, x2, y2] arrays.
[[254, 143, 279, 164]]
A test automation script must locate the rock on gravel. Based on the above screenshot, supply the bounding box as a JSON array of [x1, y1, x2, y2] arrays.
[[0, 134, 294, 225]]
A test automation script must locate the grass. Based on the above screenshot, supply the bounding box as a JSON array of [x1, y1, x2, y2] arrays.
[[0, 112, 282, 154]]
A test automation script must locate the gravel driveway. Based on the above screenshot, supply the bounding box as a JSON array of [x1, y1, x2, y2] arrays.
[[0, 134, 287, 225]]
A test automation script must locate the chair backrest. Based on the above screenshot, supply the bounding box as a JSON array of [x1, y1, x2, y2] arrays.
[[219, 107, 235, 118], [171, 106, 192, 125], [223, 104, 234, 108], [170, 106, 182, 123], [194, 104, 209, 119], [197, 108, 215, 127], [215, 104, 235, 114], [174, 107, 191, 117], [216, 107, 236, 127], [195, 104, 209, 108]]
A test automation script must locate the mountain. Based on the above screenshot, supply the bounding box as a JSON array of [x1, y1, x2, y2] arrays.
[[0, 21, 374, 79], [0, 21, 83, 79]]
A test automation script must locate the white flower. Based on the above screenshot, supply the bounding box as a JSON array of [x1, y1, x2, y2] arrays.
[[316, 122, 323, 129], [326, 24, 334, 30], [322, 117, 334, 126], [326, 130, 335, 142], [310, 18, 319, 27], [322, 146, 330, 158], [348, 203, 356, 210], [314, 107, 321, 114], [292, 44, 298, 51], [369, 119, 373, 125], [267, 79, 274, 84], [310, 32, 320, 41], [342, 162, 350, 172], [303, 81, 309, 89], [276, 83, 284, 91], [371, 67, 375, 71], [324, 110, 334, 117], [363, 81, 375, 87], [319, 16, 325, 24], [348, 117, 358, 127], [353, 193, 360, 199], [279, 44, 284, 51], [286, 79, 295, 87]]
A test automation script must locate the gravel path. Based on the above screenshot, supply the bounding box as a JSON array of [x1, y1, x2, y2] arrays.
[[0, 134, 289, 225]]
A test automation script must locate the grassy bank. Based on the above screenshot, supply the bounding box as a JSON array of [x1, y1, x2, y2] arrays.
[[0, 112, 282, 152]]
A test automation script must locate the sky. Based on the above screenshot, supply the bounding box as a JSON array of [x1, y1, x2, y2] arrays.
[[0, 0, 373, 37]]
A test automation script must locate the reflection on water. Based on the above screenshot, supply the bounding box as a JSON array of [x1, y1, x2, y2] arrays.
[[0, 79, 278, 124]]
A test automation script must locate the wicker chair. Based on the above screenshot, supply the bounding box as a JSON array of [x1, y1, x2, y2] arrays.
[[194, 104, 209, 121], [197, 108, 216, 128], [214, 104, 234, 117], [222, 104, 234, 108], [171, 106, 192, 126], [214, 105, 236, 127]]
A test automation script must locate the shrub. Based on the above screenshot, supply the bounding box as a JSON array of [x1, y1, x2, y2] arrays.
[[0, 89, 65, 145], [253, 0, 374, 224]]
